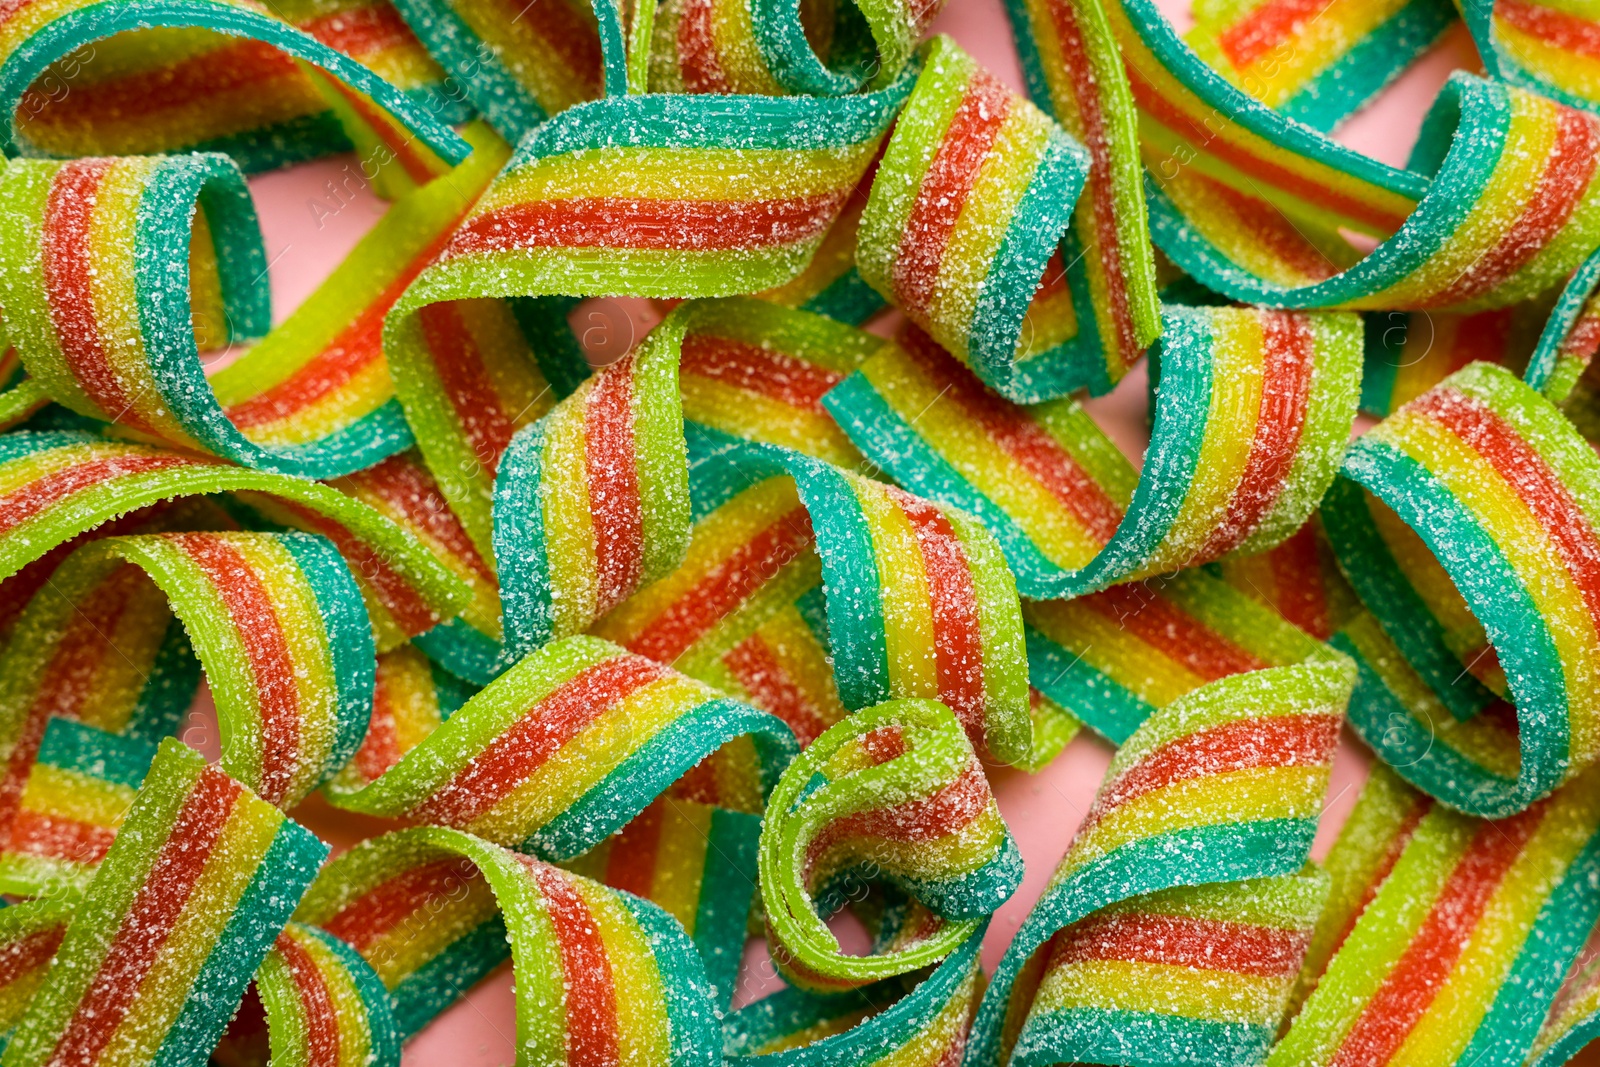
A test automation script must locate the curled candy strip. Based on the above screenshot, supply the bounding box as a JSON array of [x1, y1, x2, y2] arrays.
[[1463, 0, 1600, 116], [1268, 762, 1600, 1067], [1323, 361, 1600, 816], [966, 654, 1352, 1065], [0, 740, 327, 1067], [854, 35, 1094, 403], [0, 0, 470, 164], [825, 306, 1362, 599], [322, 633, 797, 862], [487, 301, 1034, 765], [1023, 567, 1343, 743], [242, 922, 402, 1067], [0, 430, 470, 650], [1178, 0, 1456, 130], [1001, 0, 1161, 392], [758, 699, 1022, 992], [0, 532, 373, 820], [384, 76, 909, 556], [0, 127, 518, 480], [294, 826, 721, 1066]]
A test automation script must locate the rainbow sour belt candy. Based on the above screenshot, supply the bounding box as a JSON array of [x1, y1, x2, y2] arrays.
[[758, 699, 1021, 993], [0, 125, 520, 480], [0, 431, 470, 650], [1323, 362, 1600, 816], [0, 740, 326, 1067], [1462, 0, 1600, 116], [0, 0, 469, 165], [966, 650, 1352, 1065], [824, 308, 1363, 599], [1268, 762, 1600, 1067]]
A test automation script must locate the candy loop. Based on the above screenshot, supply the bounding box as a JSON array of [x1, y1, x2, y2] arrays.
[[1, 739, 327, 1067], [0, 0, 470, 164], [1003, 0, 1162, 392], [757, 698, 1021, 992], [384, 77, 908, 558], [0, 531, 372, 850], [1462, 0, 1600, 117], [1268, 762, 1600, 1067], [0, 126, 518, 480], [967, 655, 1351, 1065], [650, 0, 944, 97], [825, 305, 1363, 600], [855, 36, 1095, 403], [294, 825, 722, 1066], [323, 633, 798, 862], [249, 922, 402, 1067], [1526, 243, 1600, 436], [1326, 361, 1600, 816], [0, 430, 471, 650]]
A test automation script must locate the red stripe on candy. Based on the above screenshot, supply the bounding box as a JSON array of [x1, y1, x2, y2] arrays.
[[1047, 0, 1141, 363], [1051, 911, 1311, 977], [1415, 387, 1600, 632], [168, 534, 301, 807], [275, 932, 342, 1067], [299, 3, 421, 59], [901, 329, 1124, 542], [323, 858, 484, 950], [1330, 805, 1544, 1067], [1421, 106, 1599, 308], [527, 862, 621, 1067], [1197, 311, 1317, 559], [1496, 0, 1600, 59], [43, 160, 163, 437], [48, 767, 239, 1067], [893, 72, 1013, 313], [446, 194, 847, 257], [8, 810, 118, 864], [603, 800, 664, 899], [724, 633, 832, 747], [1082, 584, 1270, 679], [677, 0, 733, 93], [890, 488, 989, 747], [0, 452, 208, 538], [1219, 0, 1327, 67], [626, 508, 814, 664], [1086, 713, 1339, 830], [0, 928, 64, 991], [418, 301, 522, 476], [408, 655, 672, 827], [679, 335, 846, 410], [584, 360, 645, 617]]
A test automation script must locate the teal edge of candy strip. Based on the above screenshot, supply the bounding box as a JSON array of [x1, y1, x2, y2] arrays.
[[0, 0, 471, 163]]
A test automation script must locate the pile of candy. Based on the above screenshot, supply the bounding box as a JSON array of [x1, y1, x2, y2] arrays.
[[0, 0, 1599, 1064]]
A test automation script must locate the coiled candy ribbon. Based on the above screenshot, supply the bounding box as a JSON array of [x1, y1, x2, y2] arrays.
[[4, 0, 1600, 1062]]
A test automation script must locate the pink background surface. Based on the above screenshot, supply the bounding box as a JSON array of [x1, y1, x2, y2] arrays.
[[227, 5, 1484, 1061]]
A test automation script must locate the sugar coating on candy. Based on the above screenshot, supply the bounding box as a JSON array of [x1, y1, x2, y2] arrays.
[[824, 306, 1362, 604], [323, 634, 796, 862], [857, 36, 1093, 404], [759, 699, 1022, 991], [1329, 362, 1600, 816], [0, 740, 325, 1067], [1023, 568, 1333, 744]]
